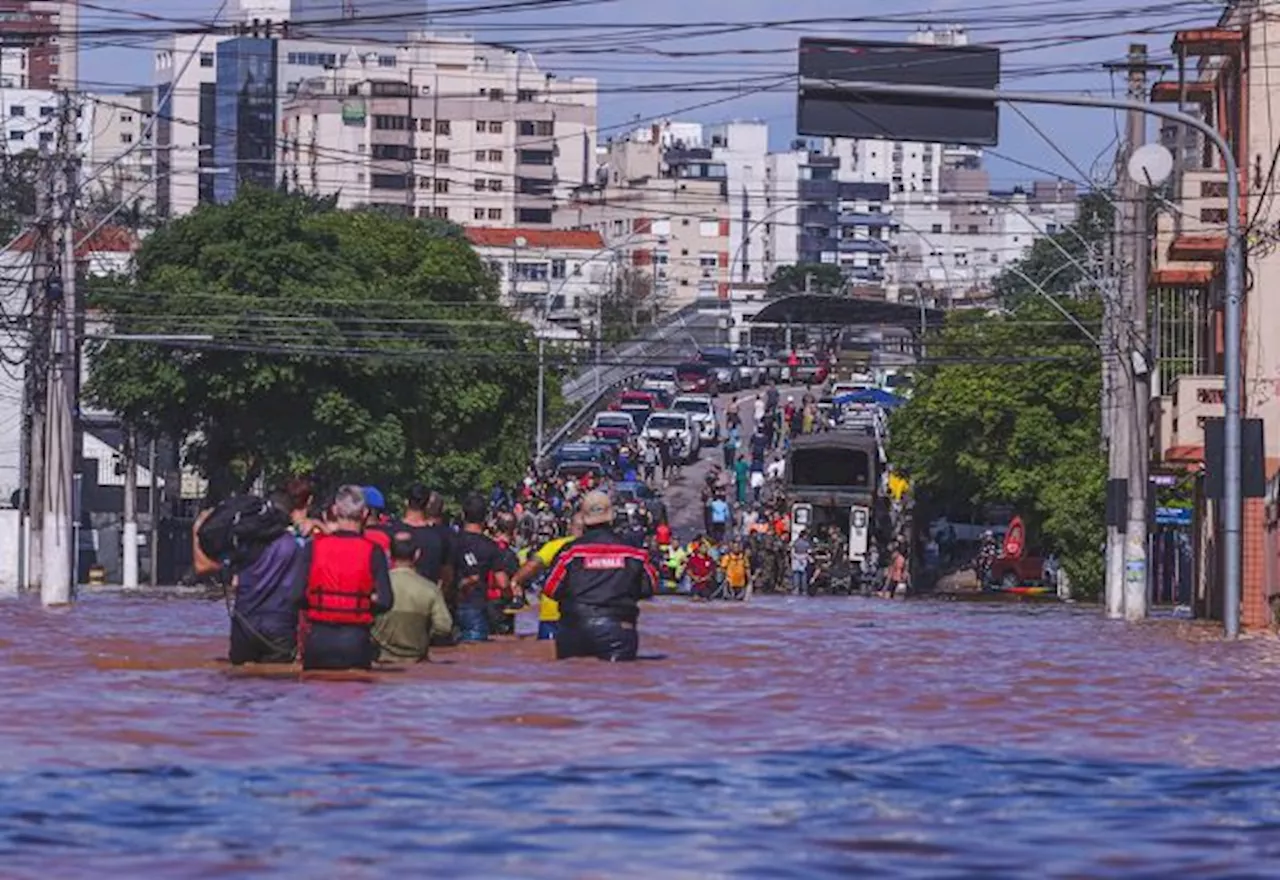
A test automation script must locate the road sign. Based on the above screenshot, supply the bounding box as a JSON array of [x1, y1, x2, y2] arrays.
[[797, 38, 1001, 145], [1155, 507, 1193, 526]]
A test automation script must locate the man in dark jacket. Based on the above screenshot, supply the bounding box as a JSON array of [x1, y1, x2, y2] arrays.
[[543, 491, 658, 661], [292, 485, 393, 670]]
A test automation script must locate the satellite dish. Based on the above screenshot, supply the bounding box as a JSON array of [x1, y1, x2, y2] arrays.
[[1127, 143, 1174, 188]]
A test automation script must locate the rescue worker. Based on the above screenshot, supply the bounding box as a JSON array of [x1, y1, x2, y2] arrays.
[[542, 491, 657, 661], [293, 485, 393, 670]]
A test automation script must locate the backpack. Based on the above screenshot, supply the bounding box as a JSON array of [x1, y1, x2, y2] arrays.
[[197, 495, 291, 566]]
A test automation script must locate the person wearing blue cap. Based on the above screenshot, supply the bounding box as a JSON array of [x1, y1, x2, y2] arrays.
[[361, 485, 392, 558]]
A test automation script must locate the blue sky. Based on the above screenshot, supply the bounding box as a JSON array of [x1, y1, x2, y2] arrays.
[[77, 0, 1227, 189]]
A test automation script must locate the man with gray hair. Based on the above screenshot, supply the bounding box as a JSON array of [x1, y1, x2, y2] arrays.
[[291, 485, 393, 670]]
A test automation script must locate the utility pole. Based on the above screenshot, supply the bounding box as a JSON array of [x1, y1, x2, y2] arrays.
[[23, 152, 55, 592], [121, 428, 138, 589], [1123, 44, 1153, 622], [1105, 43, 1161, 621], [147, 437, 159, 587], [41, 16, 79, 605]]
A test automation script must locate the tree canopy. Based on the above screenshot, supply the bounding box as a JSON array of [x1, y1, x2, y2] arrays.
[[768, 262, 845, 296], [890, 198, 1112, 594], [86, 187, 550, 502]]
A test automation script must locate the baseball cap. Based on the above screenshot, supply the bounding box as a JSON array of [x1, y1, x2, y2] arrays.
[[362, 486, 386, 511], [579, 490, 614, 527]]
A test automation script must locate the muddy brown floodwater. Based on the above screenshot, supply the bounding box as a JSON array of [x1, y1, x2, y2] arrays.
[[4, 592, 1280, 878]]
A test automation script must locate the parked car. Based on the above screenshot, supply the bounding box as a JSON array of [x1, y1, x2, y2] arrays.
[[676, 361, 718, 396], [794, 353, 830, 386], [591, 411, 638, 444], [556, 460, 609, 482], [641, 368, 678, 398], [642, 411, 700, 463], [615, 389, 664, 425], [698, 346, 739, 392], [670, 394, 718, 444], [988, 554, 1048, 590]]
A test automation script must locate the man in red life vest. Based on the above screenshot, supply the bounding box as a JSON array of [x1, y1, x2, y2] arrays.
[[292, 485, 393, 670]]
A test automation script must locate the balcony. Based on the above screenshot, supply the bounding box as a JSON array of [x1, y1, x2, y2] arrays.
[[840, 212, 896, 228], [798, 179, 838, 202], [799, 207, 837, 228], [837, 237, 891, 254], [1168, 168, 1229, 263], [839, 181, 891, 201], [1150, 80, 1215, 105], [1171, 28, 1242, 58], [1151, 210, 1214, 287]]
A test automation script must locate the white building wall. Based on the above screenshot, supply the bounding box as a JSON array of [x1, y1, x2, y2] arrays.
[[764, 149, 801, 275], [0, 46, 28, 88], [153, 33, 225, 218], [0, 89, 91, 155], [85, 92, 154, 209], [707, 120, 770, 284]]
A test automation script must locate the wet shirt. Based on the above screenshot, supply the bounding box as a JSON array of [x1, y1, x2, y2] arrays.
[[395, 522, 453, 582], [452, 530, 504, 608], [710, 499, 730, 524], [234, 533, 305, 623], [535, 536, 576, 622], [373, 567, 453, 662], [721, 552, 748, 588]]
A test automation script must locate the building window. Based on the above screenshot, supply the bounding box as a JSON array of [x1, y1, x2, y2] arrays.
[[434, 149, 449, 164], [517, 89, 536, 103], [475, 149, 487, 162], [517, 208, 552, 224], [434, 178, 449, 193], [488, 208, 502, 220], [7, 131, 22, 141], [433, 206, 449, 219], [370, 81, 411, 97], [8, 106, 22, 117], [551, 259, 566, 279], [419, 176, 431, 189], [120, 133, 133, 143], [488, 179, 502, 192], [200, 52, 214, 68], [476, 120, 486, 133], [930, 223, 943, 234], [373, 115, 409, 131], [378, 55, 396, 68], [518, 149, 553, 166], [488, 149, 502, 162], [419, 118, 432, 132], [489, 88, 504, 101], [371, 173, 411, 190], [474, 178, 486, 191], [488, 121, 503, 133], [435, 119, 451, 135], [38, 131, 52, 143], [535, 120, 553, 136], [38, 106, 53, 118], [474, 207, 486, 220], [516, 261, 549, 281]]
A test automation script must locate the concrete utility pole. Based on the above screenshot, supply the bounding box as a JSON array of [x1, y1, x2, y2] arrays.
[[23, 153, 55, 592], [1122, 44, 1153, 622], [148, 437, 159, 587], [41, 11, 79, 606], [121, 428, 138, 589]]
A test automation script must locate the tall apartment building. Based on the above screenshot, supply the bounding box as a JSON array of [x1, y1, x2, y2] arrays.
[[706, 121, 770, 284], [557, 132, 730, 312], [280, 34, 597, 224], [765, 142, 896, 286], [0, 0, 60, 88], [84, 89, 155, 209]]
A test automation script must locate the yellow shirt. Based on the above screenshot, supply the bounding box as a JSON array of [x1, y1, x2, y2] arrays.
[[720, 552, 749, 589], [888, 473, 909, 503], [536, 536, 575, 622]]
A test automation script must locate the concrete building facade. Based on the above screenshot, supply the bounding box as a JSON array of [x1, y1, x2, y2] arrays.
[[84, 89, 155, 209], [0, 0, 60, 89], [464, 226, 615, 338], [278, 33, 597, 225], [557, 133, 730, 313]]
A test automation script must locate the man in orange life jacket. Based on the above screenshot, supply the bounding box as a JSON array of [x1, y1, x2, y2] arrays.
[[543, 491, 658, 661], [291, 485, 393, 670]]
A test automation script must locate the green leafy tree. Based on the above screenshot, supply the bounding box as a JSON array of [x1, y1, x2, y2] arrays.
[[890, 298, 1106, 593], [768, 262, 844, 296], [86, 187, 548, 502]]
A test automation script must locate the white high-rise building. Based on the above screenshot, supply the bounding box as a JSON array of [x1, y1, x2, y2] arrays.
[[707, 121, 770, 284]]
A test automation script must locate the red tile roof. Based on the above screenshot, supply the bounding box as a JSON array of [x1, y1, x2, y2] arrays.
[[10, 225, 139, 256], [464, 227, 605, 251]]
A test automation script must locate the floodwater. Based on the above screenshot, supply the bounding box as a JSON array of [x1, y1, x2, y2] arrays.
[[4, 594, 1280, 878]]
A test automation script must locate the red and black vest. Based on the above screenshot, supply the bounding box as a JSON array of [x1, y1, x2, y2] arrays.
[[305, 534, 377, 626]]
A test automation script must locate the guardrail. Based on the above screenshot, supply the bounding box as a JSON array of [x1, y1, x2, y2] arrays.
[[538, 370, 641, 462]]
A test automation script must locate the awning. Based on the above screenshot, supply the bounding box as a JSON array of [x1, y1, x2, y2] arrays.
[[749, 294, 946, 330]]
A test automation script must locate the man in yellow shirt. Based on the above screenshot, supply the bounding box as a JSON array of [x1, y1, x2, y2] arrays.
[[720, 542, 751, 601], [511, 514, 583, 640]]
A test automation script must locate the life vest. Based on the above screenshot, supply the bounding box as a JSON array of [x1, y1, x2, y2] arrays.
[[487, 536, 510, 601], [305, 533, 377, 626], [655, 523, 672, 548]]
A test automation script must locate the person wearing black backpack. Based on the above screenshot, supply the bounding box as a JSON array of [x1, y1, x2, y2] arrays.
[[195, 489, 305, 666]]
